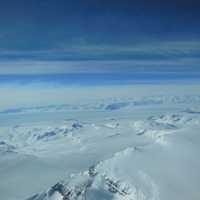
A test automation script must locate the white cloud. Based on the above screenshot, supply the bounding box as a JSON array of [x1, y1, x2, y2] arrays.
[[0, 40, 199, 74], [0, 59, 199, 74]]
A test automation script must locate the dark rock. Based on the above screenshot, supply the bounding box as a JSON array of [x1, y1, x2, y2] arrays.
[[37, 131, 56, 140], [105, 102, 129, 111], [72, 122, 83, 129]]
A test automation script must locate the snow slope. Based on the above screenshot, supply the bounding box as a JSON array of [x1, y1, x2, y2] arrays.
[[25, 112, 200, 200], [0, 84, 200, 200]]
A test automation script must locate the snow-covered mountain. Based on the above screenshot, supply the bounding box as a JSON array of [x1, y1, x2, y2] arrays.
[[0, 109, 200, 200], [1, 94, 200, 114], [24, 112, 200, 200], [0, 86, 200, 200]]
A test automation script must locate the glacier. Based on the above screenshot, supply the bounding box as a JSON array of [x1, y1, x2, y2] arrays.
[[0, 84, 200, 200]]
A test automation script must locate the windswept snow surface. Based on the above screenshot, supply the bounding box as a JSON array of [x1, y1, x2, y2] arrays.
[[0, 84, 200, 200]]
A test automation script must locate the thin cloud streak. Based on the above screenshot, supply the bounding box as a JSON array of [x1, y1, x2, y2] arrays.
[[0, 40, 199, 74], [0, 40, 200, 60], [0, 59, 199, 74]]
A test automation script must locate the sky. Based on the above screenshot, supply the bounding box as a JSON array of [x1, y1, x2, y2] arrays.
[[0, 0, 199, 75], [0, 0, 199, 109]]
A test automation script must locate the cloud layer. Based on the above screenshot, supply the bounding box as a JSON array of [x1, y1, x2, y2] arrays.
[[0, 40, 199, 74]]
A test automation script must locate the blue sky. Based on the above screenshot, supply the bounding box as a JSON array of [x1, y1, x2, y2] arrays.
[[0, 0, 199, 109], [0, 0, 199, 77]]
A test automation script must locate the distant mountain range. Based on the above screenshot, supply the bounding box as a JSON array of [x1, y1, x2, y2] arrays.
[[1, 95, 200, 114]]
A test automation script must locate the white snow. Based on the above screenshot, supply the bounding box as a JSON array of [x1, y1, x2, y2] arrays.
[[0, 84, 200, 200]]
